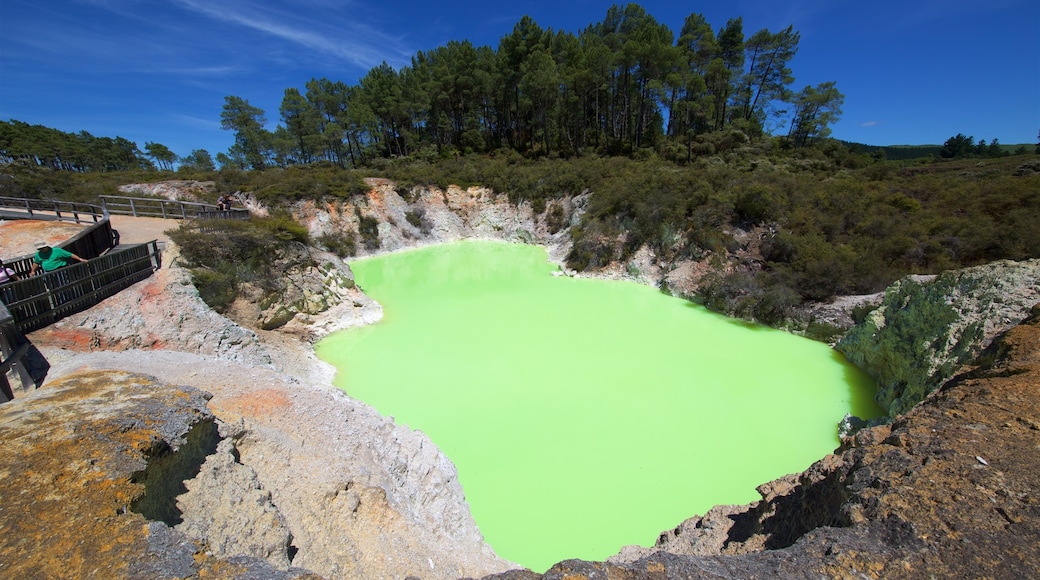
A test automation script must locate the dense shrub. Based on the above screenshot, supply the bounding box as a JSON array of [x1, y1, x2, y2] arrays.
[[189, 268, 237, 312], [318, 231, 357, 258], [566, 217, 623, 271], [697, 271, 800, 325], [203, 164, 370, 204], [168, 215, 311, 311], [358, 214, 381, 249], [545, 202, 567, 234]]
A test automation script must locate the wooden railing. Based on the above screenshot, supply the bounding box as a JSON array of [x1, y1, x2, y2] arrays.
[[0, 303, 35, 402], [2, 195, 249, 223], [2, 218, 117, 279], [98, 195, 249, 219], [0, 241, 162, 335], [195, 209, 251, 220], [0, 196, 106, 224]]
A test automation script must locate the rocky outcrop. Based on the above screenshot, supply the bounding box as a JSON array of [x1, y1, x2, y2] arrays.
[[227, 241, 363, 332], [0, 370, 317, 579], [29, 244, 274, 367], [289, 179, 578, 259], [30, 346, 514, 580], [175, 436, 295, 569], [117, 179, 216, 201], [836, 259, 1040, 415]]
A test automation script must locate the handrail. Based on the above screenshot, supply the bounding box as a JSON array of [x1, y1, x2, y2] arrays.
[[2, 195, 248, 224], [99, 195, 221, 219], [0, 196, 106, 224], [3, 216, 117, 278], [0, 241, 162, 335]]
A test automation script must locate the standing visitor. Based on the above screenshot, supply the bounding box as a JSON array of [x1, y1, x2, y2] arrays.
[[0, 259, 18, 283], [30, 241, 87, 275]]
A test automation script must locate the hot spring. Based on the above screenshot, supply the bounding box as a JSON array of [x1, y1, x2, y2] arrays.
[[315, 240, 881, 572]]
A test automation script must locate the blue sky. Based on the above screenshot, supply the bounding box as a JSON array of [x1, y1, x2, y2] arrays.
[[1, 0, 1037, 161]]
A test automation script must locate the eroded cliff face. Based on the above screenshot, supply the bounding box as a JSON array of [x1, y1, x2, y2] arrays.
[[286, 179, 577, 262], [282, 178, 766, 302]]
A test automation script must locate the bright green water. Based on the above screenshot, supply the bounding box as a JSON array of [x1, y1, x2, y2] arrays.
[[315, 241, 881, 572]]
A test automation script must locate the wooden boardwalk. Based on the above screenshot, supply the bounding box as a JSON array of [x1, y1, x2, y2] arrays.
[[1, 195, 253, 401], [0, 197, 173, 400]]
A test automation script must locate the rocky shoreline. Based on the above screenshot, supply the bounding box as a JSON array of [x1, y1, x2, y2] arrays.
[[2, 180, 1038, 578]]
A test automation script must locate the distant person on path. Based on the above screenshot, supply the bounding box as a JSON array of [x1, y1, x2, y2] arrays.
[[0, 259, 19, 283], [217, 194, 232, 211], [30, 241, 87, 275]]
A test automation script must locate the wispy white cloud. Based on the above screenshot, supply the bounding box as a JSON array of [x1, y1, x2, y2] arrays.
[[164, 65, 243, 77], [170, 0, 413, 70], [173, 113, 223, 131], [861, 121, 879, 127]]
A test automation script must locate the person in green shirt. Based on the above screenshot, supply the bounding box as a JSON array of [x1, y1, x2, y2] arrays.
[[30, 240, 87, 275]]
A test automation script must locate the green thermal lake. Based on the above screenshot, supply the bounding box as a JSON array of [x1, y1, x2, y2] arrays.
[[315, 240, 881, 572]]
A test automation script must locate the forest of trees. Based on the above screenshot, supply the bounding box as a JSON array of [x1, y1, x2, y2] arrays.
[[938, 133, 1015, 159], [1, 5, 844, 172], [0, 119, 217, 173], [5, 4, 1036, 173], [214, 5, 842, 169]]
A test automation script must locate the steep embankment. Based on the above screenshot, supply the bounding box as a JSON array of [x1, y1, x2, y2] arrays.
[[5, 237, 515, 579]]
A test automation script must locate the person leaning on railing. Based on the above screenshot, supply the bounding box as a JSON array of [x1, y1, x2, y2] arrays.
[[29, 240, 87, 276]]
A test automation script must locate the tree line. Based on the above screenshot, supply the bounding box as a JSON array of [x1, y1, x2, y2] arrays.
[[0, 119, 217, 173], [219, 4, 844, 169], [938, 133, 1019, 159]]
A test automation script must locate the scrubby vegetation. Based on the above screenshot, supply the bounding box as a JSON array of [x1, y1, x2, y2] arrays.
[[374, 149, 1039, 314], [4, 140, 1038, 325], [167, 214, 310, 312]]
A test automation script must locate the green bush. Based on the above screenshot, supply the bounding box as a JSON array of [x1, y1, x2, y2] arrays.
[[318, 231, 357, 257], [546, 203, 567, 234], [850, 303, 878, 325], [188, 268, 237, 313], [168, 214, 312, 309], [803, 320, 845, 343], [358, 214, 381, 249]]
